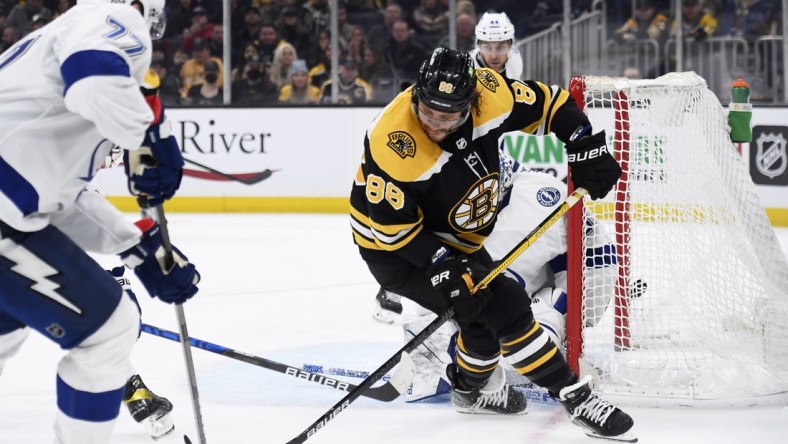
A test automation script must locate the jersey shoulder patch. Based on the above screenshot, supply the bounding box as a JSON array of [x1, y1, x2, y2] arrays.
[[473, 69, 514, 137], [368, 89, 449, 183]]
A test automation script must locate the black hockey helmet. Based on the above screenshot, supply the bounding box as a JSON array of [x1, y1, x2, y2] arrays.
[[414, 47, 477, 114]]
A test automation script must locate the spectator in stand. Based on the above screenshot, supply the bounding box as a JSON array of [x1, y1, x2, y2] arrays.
[[319, 58, 373, 105], [0, 5, 6, 38], [279, 59, 321, 104], [276, 5, 312, 58], [385, 19, 429, 83], [52, 0, 74, 20], [360, 45, 397, 104], [304, 0, 331, 38], [718, 0, 778, 42], [180, 5, 214, 54], [269, 42, 298, 90], [615, 0, 670, 43], [412, 0, 449, 48], [672, 0, 718, 41], [29, 13, 48, 32], [257, 22, 287, 65], [367, 1, 403, 51], [307, 42, 333, 87], [207, 23, 226, 61], [345, 25, 367, 68], [260, 0, 288, 26], [180, 39, 225, 98], [454, 0, 476, 18], [6, 0, 51, 35], [233, 42, 262, 81], [151, 58, 182, 107], [235, 5, 264, 54], [0, 25, 21, 53], [304, 28, 332, 69], [437, 11, 477, 52], [336, 2, 354, 45], [166, 0, 194, 39], [232, 54, 279, 105], [182, 60, 223, 106], [172, 47, 190, 79]]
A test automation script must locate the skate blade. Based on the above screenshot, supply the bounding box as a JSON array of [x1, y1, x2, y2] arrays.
[[454, 407, 528, 416], [585, 429, 638, 443], [149, 413, 175, 440]]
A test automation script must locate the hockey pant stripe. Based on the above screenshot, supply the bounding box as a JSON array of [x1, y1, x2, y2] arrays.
[[456, 333, 500, 386], [56, 375, 124, 422], [500, 320, 574, 391]]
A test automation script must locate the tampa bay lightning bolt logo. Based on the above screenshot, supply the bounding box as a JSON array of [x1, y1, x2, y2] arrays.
[[536, 187, 561, 207]]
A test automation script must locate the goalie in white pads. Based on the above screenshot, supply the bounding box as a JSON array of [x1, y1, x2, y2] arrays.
[[0, 1, 199, 443]]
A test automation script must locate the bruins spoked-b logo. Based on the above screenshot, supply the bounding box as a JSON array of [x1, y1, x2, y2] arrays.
[[450, 174, 500, 232], [387, 131, 416, 159], [476, 69, 499, 92]]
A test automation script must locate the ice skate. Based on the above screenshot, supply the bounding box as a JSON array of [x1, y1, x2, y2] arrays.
[[446, 364, 527, 415], [558, 375, 637, 442], [124, 374, 175, 439], [372, 287, 403, 324]]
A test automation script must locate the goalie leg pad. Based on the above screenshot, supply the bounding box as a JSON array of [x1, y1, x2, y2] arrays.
[[402, 312, 456, 402]]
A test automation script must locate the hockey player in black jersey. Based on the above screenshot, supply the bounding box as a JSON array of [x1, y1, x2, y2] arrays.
[[350, 47, 635, 442]]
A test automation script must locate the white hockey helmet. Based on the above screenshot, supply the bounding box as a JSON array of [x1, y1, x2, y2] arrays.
[[475, 12, 515, 43], [79, 0, 167, 39]]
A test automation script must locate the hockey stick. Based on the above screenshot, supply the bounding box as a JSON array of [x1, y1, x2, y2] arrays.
[[139, 199, 208, 444], [286, 188, 589, 444], [140, 323, 414, 402], [184, 158, 274, 185]]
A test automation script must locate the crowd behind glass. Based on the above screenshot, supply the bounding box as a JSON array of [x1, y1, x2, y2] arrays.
[[0, 0, 783, 105]]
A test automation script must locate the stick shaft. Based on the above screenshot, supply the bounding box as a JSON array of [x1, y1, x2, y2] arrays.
[[139, 323, 403, 402], [154, 206, 207, 444], [286, 187, 588, 444]]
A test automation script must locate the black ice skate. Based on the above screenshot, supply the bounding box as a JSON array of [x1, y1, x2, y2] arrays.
[[124, 374, 175, 439], [372, 286, 403, 324], [558, 375, 637, 442], [446, 364, 527, 415]]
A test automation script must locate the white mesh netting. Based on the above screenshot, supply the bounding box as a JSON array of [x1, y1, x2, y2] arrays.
[[573, 72, 788, 405]]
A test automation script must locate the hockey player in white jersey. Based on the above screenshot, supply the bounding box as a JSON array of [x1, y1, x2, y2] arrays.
[[0, 1, 200, 443], [469, 12, 523, 79]]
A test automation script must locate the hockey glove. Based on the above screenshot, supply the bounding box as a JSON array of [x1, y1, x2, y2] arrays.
[[119, 219, 200, 304], [124, 99, 184, 206], [428, 252, 493, 322], [566, 130, 621, 200]]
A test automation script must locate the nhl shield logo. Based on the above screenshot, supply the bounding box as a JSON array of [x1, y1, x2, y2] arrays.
[[755, 132, 787, 179]]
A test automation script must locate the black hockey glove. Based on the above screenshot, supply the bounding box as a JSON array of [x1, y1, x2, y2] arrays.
[[566, 130, 621, 200], [428, 253, 493, 322]]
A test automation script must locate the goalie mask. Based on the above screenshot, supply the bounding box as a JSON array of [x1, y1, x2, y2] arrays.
[[414, 47, 477, 115], [80, 0, 167, 39]]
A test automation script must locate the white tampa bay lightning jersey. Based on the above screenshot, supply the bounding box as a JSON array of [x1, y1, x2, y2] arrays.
[[0, 3, 153, 234], [469, 47, 523, 80]]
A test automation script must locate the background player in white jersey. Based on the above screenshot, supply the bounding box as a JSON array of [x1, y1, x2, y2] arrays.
[[469, 12, 523, 80], [0, 1, 199, 443]]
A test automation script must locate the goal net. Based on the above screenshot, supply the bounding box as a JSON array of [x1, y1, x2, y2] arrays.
[[565, 72, 788, 406]]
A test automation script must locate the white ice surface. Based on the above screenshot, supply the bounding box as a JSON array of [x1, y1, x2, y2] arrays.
[[1, 214, 787, 444]]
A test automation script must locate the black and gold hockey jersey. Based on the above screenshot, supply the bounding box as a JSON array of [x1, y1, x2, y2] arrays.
[[350, 68, 589, 269]]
